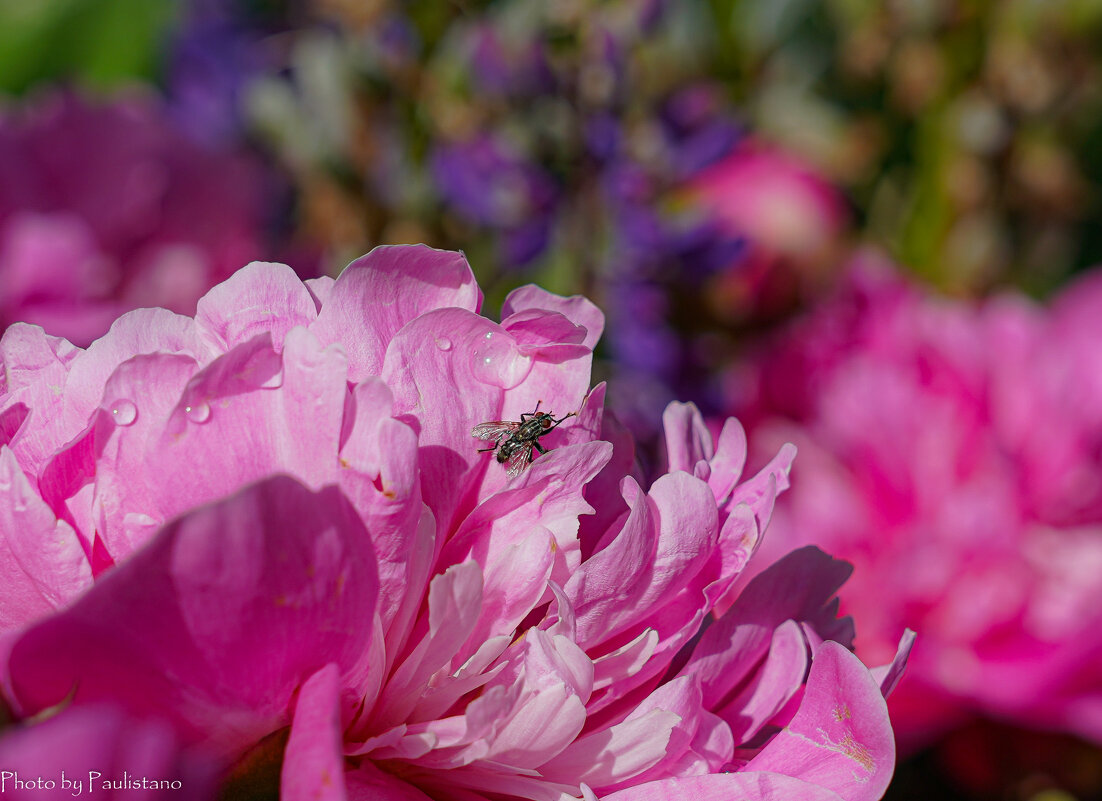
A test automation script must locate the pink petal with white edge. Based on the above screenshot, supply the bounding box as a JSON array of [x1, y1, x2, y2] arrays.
[[457, 525, 557, 664], [746, 642, 896, 801], [601, 772, 846, 801], [502, 285, 605, 350], [312, 245, 481, 381], [282, 664, 347, 801], [590, 628, 659, 692], [8, 477, 378, 758], [195, 261, 318, 354], [0, 447, 92, 632]]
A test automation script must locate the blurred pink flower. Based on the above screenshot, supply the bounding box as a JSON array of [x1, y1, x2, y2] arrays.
[[0, 245, 906, 799], [686, 141, 849, 321], [0, 91, 308, 347], [0, 704, 219, 799], [725, 252, 1102, 749]]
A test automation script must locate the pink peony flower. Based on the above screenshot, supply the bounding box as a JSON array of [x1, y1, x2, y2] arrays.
[[0, 91, 310, 347], [0, 245, 906, 799], [685, 140, 849, 321], [724, 251, 1102, 749]]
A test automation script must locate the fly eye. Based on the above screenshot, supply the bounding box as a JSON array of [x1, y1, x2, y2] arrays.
[[541, 418, 552, 428]]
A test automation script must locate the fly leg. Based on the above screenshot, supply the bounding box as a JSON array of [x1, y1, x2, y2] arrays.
[[520, 400, 543, 421]]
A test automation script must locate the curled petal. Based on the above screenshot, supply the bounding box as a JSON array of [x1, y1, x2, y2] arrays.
[[8, 477, 379, 757], [746, 642, 895, 801]]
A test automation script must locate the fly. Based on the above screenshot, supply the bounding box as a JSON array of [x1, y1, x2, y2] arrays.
[[471, 401, 575, 477]]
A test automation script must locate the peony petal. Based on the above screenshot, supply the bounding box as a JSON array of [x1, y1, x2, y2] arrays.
[[337, 378, 428, 640], [662, 402, 714, 474], [713, 619, 809, 744], [381, 307, 509, 539], [870, 629, 916, 698], [568, 471, 717, 650], [746, 642, 895, 801], [8, 476, 378, 757], [501, 309, 589, 350], [684, 547, 853, 711], [144, 328, 347, 521], [566, 476, 656, 648], [442, 440, 612, 607], [601, 771, 846, 800], [346, 763, 435, 801], [194, 261, 318, 353], [707, 417, 748, 504], [0, 447, 92, 632], [77, 352, 199, 559], [282, 664, 347, 801], [369, 561, 484, 731], [501, 285, 604, 350], [725, 443, 796, 533], [0, 323, 80, 475], [312, 245, 481, 381], [539, 706, 680, 787], [305, 275, 336, 310], [62, 307, 211, 428]]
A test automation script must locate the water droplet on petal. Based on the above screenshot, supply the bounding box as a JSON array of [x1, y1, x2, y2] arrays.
[[435, 337, 453, 351], [184, 401, 211, 424], [470, 329, 533, 389], [110, 400, 137, 426]]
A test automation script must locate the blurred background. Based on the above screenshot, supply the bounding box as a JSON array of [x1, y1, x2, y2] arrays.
[[2, 0, 1102, 797]]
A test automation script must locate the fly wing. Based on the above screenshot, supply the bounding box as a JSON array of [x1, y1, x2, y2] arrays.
[[471, 421, 518, 441], [505, 443, 534, 478]]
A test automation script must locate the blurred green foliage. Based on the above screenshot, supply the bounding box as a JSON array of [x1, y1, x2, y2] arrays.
[[707, 0, 1102, 296], [0, 0, 177, 93]]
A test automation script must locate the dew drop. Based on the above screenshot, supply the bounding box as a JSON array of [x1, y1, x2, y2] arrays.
[[184, 401, 212, 424], [110, 400, 138, 426], [435, 337, 453, 351], [470, 329, 533, 389]]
